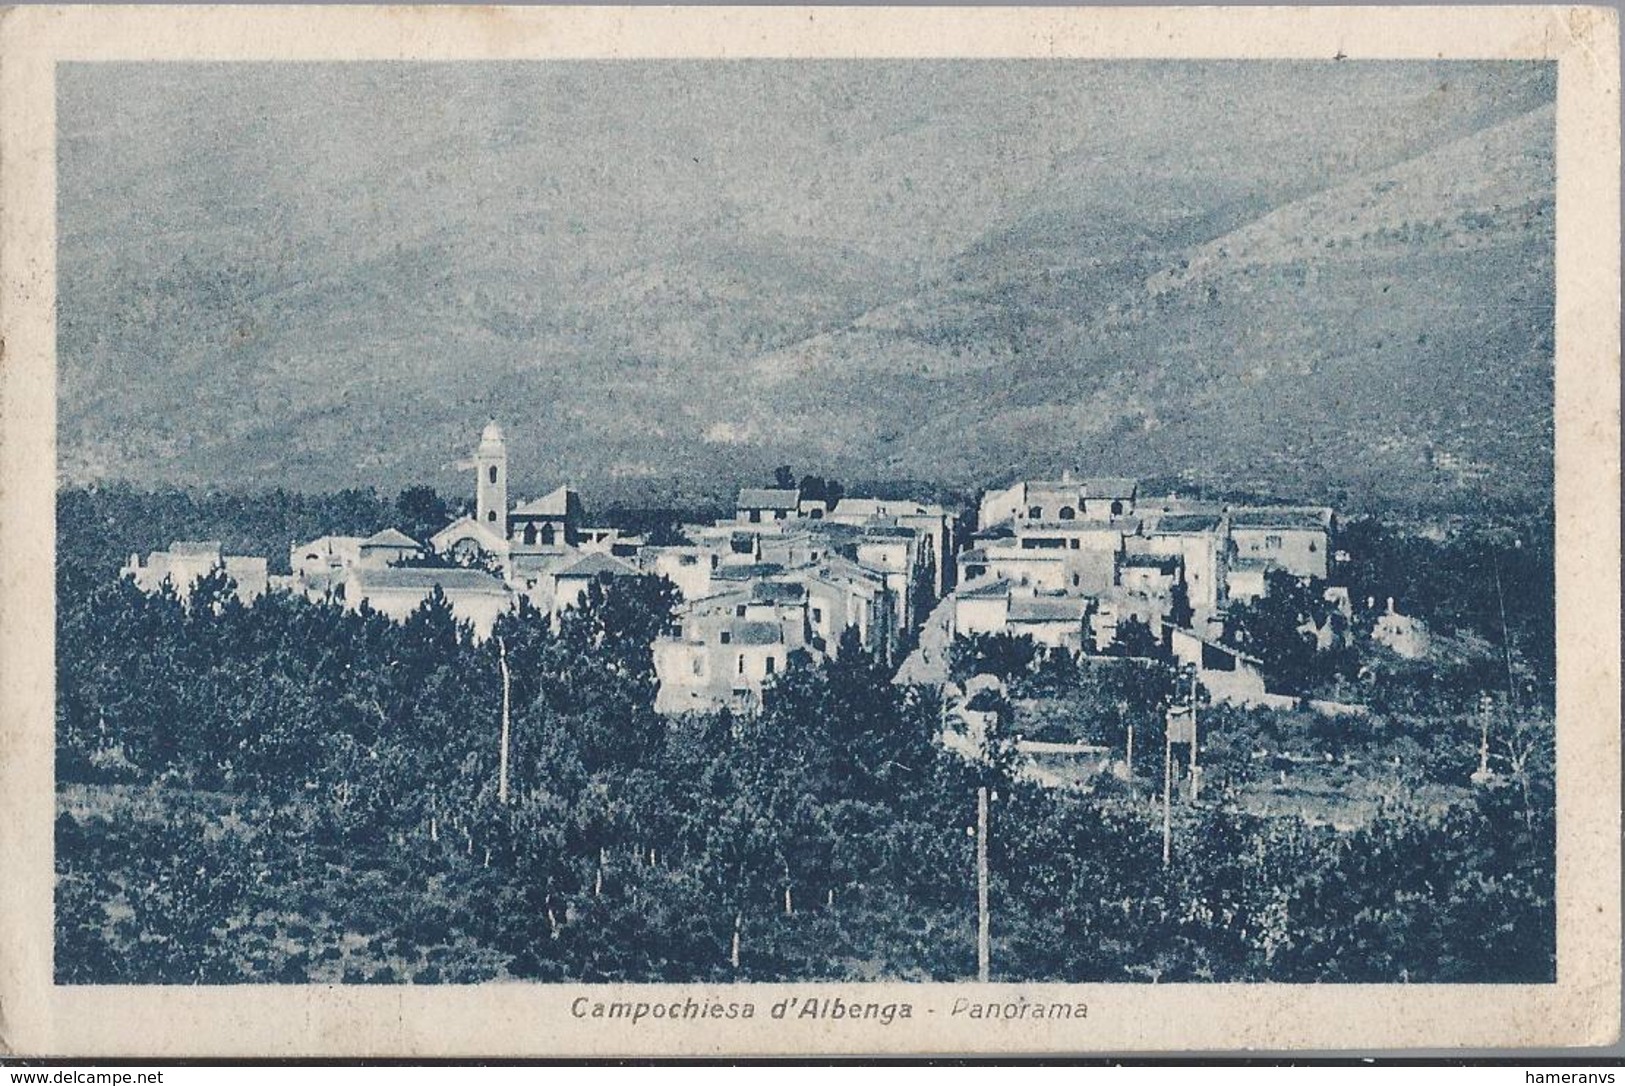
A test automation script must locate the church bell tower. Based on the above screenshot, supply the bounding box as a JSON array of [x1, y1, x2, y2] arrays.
[[476, 419, 508, 540]]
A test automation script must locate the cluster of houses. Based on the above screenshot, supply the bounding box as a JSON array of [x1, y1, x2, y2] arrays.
[[124, 420, 1439, 716], [957, 475, 1340, 702]]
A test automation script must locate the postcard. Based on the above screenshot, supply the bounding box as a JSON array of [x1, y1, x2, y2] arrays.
[[0, 4, 1618, 1057]]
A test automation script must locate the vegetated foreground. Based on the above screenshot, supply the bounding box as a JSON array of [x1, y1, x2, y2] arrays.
[[54, 489, 1554, 984]]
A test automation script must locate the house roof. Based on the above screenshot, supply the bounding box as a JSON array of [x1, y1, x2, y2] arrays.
[[1121, 553, 1181, 573], [1083, 477, 1139, 499], [361, 528, 422, 549], [751, 580, 806, 604], [853, 525, 916, 541], [1009, 596, 1085, 623], [513, 485, 579, 518], [1152, 513, 1222, 534], [1163, 622, 1264, 666], [957, 577, 1011, 600], [169, 540, 223, 556], [555, 553, 635, 579], [715, 562, 786, 581], [294, 534, 362, 554], [1230, 507, 1333, 530], [351, 567, 510, 596], [805, 556, 887, 591], [737, 487, 801, 511], [731, 620, 784, 646]]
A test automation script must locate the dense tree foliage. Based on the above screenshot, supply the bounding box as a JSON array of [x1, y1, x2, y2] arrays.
[[54, 489, 1555, 985]]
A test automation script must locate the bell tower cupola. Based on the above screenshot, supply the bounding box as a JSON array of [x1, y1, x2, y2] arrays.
[[476, 419, 508, 540]]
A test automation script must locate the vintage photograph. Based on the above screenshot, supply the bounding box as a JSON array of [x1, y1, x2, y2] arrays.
[[1, 3, 1618, 1058], [51, 55, 1561, 987]]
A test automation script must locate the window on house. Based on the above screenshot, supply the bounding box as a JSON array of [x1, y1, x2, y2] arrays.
[[809, 509, 823, 520], [541, 525, 555, 545], [1073, 574, 1080, 587], [710, 554, 719, 569], [774, 510, 786, 520], [766, 657, 776, 675], [1111, 500, 1124, 516], [738, 655, 746, 675], [1266, 535, 1283, 550], [487, 510, 497, 522], [736, 604, 747, 617], [523, 524, 537, 545], [1309, 541, 1318, 552], [812, 607, 823, 624], [749, 510, 761, 523], [1069, 539, 1080, 550], [488, 465, 498, 484], [1028, 506, 1043, 519], [720, 631, 732, 644], [1059, 506, 1076, 520]]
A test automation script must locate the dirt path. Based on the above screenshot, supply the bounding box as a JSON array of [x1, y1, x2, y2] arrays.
[[894, 593, 956, 687]]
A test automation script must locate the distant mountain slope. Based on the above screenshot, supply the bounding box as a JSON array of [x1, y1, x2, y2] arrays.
[[56, 63, 1555, 512], [708, 104, 1555, 511]]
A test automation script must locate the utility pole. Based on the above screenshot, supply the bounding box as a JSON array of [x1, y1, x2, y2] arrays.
[[1475, 692, 1493, 782], [1188, 667, 1200, 804], [1162, 720, 1173, 869], [1493, 561, 1519, 715], [976, 784, 991, 982], [1120, 698, 1135, 792], [497, 635, 511, 805]]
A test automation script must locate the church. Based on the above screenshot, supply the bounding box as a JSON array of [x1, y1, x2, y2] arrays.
[[430, 420, 636, 613]]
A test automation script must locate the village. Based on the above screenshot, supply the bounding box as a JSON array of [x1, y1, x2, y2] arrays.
[[123, 421, 1432, 734], [82, 418, 1552, 987]]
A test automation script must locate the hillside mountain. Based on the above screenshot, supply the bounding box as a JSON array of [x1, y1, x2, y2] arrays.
[[56, 62, 1555, 512], [714, 104, 1555, 511]]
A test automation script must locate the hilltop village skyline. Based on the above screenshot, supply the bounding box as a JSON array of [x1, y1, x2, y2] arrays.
[[124, 419, 1435, 721]]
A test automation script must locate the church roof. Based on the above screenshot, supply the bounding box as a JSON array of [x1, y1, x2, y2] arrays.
[[429, 515, 508, 553], [1083, 477, 1139, 499], [555, 553, 635, 580], [479, 419, 505, 448], [513, 485, 578, 517], [361, 528, 422, 549]]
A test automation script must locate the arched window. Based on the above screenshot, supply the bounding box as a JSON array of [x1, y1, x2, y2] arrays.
[[1058, 506, 1076, 520], [523, 523, 537, 545], [541, 525, 556, 545], [1111, 500, 1124, 516], [488, 465, 498, 485], [486, 510, 496, 523]]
